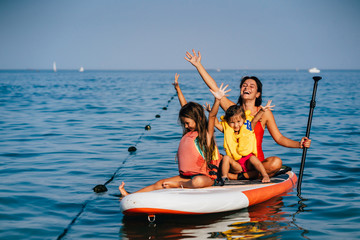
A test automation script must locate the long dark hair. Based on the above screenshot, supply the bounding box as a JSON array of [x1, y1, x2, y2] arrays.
[[179, 102, 216, 164], [237, 76, 263, 107]]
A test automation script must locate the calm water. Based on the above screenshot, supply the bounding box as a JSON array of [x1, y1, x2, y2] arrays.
[[0, 69, 359, 239]]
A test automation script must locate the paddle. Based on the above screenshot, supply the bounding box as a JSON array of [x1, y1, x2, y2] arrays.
[[297, 76, 321, 197]]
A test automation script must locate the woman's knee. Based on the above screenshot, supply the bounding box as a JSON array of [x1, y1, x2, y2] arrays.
[[271, 156, 282, 168], [263, 156, 282, 174]]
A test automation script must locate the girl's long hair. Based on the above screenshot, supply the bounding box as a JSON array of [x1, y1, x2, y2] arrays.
[[237, 76, 263, 107], [179, 102, 216, 164]]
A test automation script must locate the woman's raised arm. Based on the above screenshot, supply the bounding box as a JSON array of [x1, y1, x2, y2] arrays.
[[185, 49, 235, 111]]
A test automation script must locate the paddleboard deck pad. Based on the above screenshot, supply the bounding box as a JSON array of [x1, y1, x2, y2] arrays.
[[121, 171, 297, 216]]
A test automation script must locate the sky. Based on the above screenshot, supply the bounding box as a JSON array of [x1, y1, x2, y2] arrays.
[[0, 0, 359, 70]]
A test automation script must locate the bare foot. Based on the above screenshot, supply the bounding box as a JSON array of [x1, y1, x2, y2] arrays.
[[162, 181, 182, 189], [119, 182, 129, 196], [262, 176, 270, 183]]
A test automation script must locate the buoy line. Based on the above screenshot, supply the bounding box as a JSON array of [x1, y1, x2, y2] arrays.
[[56, 199, 92, 240], [94, 93, 176, 191], [57, 93, 177, 240]]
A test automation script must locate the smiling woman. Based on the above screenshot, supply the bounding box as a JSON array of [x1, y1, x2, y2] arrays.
[[238, 76, 262, 107], [185, 49, 312, 180]]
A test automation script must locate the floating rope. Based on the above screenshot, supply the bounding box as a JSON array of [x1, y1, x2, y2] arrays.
[[96, 93, 177, 191], [57, 93, 177, 239], [57, 198, 92, 240]]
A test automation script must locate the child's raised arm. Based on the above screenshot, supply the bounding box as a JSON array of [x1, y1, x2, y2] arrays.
[[252, 100, 275, 127], [204, 102, 223, 132], [207, 83, 231, 146], [172, 73, 187, 107]]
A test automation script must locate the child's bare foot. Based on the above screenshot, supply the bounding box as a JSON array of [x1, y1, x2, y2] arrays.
[[119, 182, 129, 196], [162, 181, 182, 189], [262, 176, 270, 183]]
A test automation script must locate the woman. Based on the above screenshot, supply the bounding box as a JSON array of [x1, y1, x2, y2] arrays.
[[185, 49, 311, 179]]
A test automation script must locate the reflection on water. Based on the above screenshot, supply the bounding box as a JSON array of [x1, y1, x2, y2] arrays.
[[120, 194, 307, 239]]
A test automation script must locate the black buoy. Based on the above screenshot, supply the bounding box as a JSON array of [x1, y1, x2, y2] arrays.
[[128, 146, 137, 152], [93, 184, 108, 193], [145, 124, 151, 130], [162, 107, 167, 110], [155, 114, 160, 118]]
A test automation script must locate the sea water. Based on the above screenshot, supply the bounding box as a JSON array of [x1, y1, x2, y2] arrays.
[[0, 69, 359, 239]]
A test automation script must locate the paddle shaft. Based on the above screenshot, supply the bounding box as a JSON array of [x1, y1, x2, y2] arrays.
[[297, 76, 321, 196]]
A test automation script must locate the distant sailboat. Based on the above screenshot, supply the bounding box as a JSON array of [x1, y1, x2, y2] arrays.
[[308, 67, 320, 73], [79, 66, 84, 72], [53, 62, 57, 72]]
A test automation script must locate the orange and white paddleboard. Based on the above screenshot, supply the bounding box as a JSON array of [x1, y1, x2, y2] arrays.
[[121, 171, 297, 216]]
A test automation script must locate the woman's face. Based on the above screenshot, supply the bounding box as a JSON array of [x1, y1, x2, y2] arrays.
[[241, 79, 261, 101]]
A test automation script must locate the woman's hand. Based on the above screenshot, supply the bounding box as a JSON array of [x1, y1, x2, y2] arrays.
[[210, 83, 231, 100], [185, 49, 202, 67], [300, 137, 311, 148]]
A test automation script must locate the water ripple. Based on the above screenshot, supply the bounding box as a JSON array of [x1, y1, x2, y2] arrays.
[[1, 70, 360, 239]]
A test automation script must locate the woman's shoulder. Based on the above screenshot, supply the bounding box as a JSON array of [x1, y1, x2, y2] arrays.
[[262, 108, 274, 118]]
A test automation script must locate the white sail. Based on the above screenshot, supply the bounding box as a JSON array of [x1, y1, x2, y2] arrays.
[[79, 66, 84, 72], [53, 62, 57, 72]]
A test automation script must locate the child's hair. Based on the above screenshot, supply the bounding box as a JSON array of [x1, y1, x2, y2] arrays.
[[224, 104, 245, 122], [179, 102, 216, 164]]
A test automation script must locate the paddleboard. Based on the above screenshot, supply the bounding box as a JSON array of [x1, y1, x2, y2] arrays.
[[121, 171, 297, 216]]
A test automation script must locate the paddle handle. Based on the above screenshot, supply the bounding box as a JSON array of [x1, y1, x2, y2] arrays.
[[297, 76, 321, 196]]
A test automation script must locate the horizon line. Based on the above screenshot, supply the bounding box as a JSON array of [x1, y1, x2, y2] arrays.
[[0, 68, 359, 71]]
